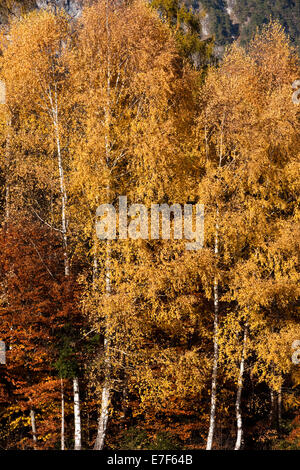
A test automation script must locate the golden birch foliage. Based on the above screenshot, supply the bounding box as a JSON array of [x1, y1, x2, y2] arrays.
[[0, 4, 298, 448], [66, 0, 195, 227], [0, 9, 71, 225], [195, 21, 300, 409], [65, 1, 212, 430], [64, 1, 199, 422]]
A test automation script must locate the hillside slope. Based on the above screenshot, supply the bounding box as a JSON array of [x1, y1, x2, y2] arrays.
[[190, 0, 300, 51], [0, 1, 299, 54]]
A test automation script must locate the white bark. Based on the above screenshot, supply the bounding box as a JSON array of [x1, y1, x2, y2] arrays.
[[73, 377, 81, 450], [92, 251, 98, 284], [206, 210, 219, 450], [5, 114, 11, 226], [270, 388, 275, 426], [5, 185, 10, 223], [94, 3, 112, 450], [30, 409, 37, 448], [278, 384, 282, 429], [206, 116, 224, 450], [234, 323, 248, 450], [2, 82, 10, 226], [94, 371, 110, 450], [61, 377, 65, 450], [94, 242, 111, 450], [48, 86, 69, 277], [48, 85, 82, 449]]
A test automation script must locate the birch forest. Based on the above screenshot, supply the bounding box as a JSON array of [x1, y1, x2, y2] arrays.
[[0, 0, 299, 451]]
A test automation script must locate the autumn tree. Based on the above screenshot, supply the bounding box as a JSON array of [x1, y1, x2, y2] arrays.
[[195, 21, 299, 449], [64, 0, 198, 449], [0, 220, 81, 449], [0, 7, 86, 449]]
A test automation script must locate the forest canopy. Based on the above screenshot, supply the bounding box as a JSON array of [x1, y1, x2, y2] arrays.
[[0, 0, 299, 451]]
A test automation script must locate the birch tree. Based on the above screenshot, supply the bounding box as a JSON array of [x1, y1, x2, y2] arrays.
[[198, 23, 299, 449], [66, 0, 195, 449]]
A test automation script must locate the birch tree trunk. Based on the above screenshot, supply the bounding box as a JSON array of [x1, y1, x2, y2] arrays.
[[206, 115, 224, 450], [94, 371, 110, 450], [5, 112, 11, 227], [49, 86, 81, 449], [206, 216, 219, 450], [5, 185, 10, 224], [94, 2, 113, 450], [270, 387, 278, 428], [49, 86, 69, 277], [94, 241, 111, 450], [30, 408, 37, 449], [278, 384, 282, 430], [234, 323, 248, 450], [73, 377, 81, 450], [1, 81, 10, 227], [61, 377, 65, 450], [270, 384, 282, 430]]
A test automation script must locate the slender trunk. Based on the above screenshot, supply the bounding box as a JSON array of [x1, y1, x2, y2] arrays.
[[270, 387, 277, 427], [94, 241, 111, 450], [53, 109, 69, 276], [278, 384, 282, 430], [30, 409, 37, 449], [94, 3, 112, 450], [204, 124, 209, 161], [234, 323, 248, 450], [48, 86, 69, 276], [5, 185, 10, 223], [92, 251, 98, 283], [5, 112, 11, 228], [270, 388, 274, 423], [270, 383, 282, 430], [73, 377, 81, 450], [206, 115, 224, 450], [1, 81, 10, 227], [94, 373, 110, 450], [206, 209, 219, 450], [61, 377, 65, 451], [49, 87, 81, 447]]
